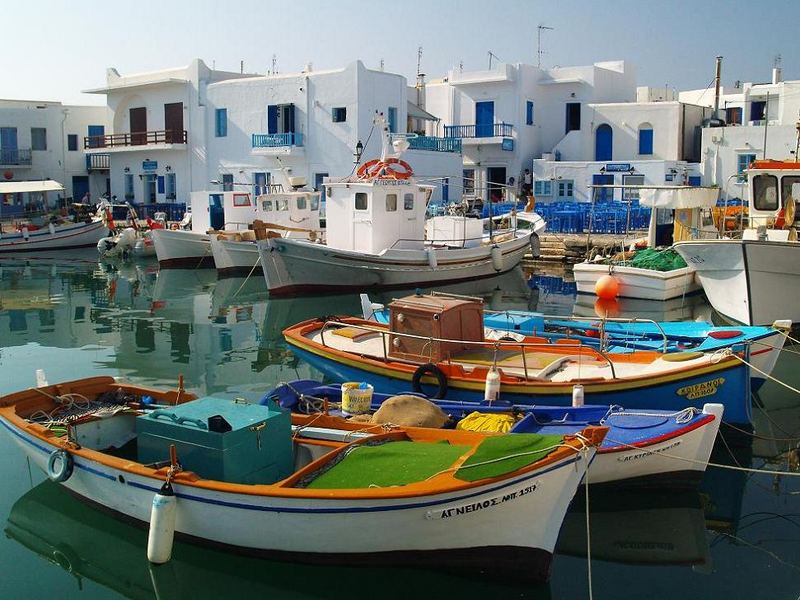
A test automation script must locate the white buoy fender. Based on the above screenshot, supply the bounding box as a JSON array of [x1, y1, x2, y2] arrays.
[[426, 247, 438, 269], [48, 223, 56, 235], [484, 368, 501, 402], [147, 482, 177, 564], [490, 246, 503, 271], [572, 384, 585, 407]]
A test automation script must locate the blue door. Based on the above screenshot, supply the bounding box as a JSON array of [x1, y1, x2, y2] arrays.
[[0, 127, 18, 163], [87, 125, 105, 149], [475, 101, 494, 137], [72, 176, 89, 202], [267, 105, 279, 134], [254, 172, 268, 196], [595, 124, 613, 161], [592, 174, 614, 202], [209, 194, 224, 230]]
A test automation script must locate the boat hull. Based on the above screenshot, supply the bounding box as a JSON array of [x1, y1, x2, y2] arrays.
[[0, 220, 107, 253], [151, 229, 215, 268], [0, 416, 590, 583], [210, 237, 262, 277], [288, 344, 752, 426], [675, 239, 800, 326], [258, 233, 534, 296], [573, 262, 700, 301]]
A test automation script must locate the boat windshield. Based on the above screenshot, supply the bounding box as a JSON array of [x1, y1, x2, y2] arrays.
[[752, 174, 778, 212]]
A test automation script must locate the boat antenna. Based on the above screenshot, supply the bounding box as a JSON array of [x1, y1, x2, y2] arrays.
[[537, 25, 554, 69]]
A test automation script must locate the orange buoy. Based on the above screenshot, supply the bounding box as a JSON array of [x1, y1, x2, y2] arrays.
[[595, 275, 619, 299], [594, 297, 620, 319]]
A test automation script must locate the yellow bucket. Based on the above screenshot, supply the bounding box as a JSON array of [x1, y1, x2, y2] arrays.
[[341, 382, 374, 415]]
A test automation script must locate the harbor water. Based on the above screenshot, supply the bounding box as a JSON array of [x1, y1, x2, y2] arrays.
[[0, 253, 798, 599]]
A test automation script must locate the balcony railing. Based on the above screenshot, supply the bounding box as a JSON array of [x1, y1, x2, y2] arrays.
[[83, 130, 188, 149], [252, 132, 304, 148], [408, 136, 462, 153], [444, 123, 514, 139], [0, 148, 32, 165], [86, 153, 110, 170]]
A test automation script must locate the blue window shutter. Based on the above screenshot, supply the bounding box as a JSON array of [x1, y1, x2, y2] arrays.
[[215, 108, 227, 137], [388, 107, 397, 133], [526, 101, 534, 125], [157, 176, 165, 194], [639, 129, 653, 155], [442, 177, 449, 202], [267, 105, 278, 134]]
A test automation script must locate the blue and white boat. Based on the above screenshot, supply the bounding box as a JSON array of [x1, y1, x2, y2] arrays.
[[264, 380, 724, 487]]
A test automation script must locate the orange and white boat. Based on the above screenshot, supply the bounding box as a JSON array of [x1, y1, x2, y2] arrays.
[[0, 376, 604, 583]]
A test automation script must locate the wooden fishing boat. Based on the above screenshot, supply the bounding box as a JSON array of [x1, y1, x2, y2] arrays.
[[266, 380, 724, 487], [0, 376, 604, 583], [282, 293, 753, 426]]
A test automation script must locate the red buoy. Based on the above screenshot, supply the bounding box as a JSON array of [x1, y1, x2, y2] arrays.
[[595, 275, 620, 300], [594, 297, 620, 319]]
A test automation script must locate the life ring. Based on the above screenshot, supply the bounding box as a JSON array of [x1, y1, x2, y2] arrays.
[[357, 159, 383, 179], [411, 363, 448, 399], [47, 449, 74, 482], [382, 158, 413, 180]]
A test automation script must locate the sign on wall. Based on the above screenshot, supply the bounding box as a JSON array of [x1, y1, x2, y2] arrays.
[[142, 160, 158, 172], [605, 163, 632, 172]]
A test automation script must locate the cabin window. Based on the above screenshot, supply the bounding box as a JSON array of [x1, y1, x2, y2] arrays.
[[262, 199, 273, 211], [222, 174, 234, 191], [355, 192, 368, 210], [752, 174, 778, 211], [404, 193, 414, 210], [233, 193, 250, 207], [277, 198, 289, 211], [781, 176, 800, 221], [332, 107, 347, 123], [296, 196, 307, 210], [385, 193, 397, 212], [310, 195, 320, 211]]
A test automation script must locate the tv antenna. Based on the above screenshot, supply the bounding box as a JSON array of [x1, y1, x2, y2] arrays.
[[537, 24, 554, 68], [488, 51, 501, 69], [271, 54, 277, 75], [417, 46, 423, 76]]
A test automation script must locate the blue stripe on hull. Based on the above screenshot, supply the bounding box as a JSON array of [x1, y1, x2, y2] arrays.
[[292, 348, 752, 426]]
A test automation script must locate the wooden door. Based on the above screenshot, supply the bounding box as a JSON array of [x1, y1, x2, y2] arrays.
[[130, 107, 147, 145], [164, 102, 183, 143]]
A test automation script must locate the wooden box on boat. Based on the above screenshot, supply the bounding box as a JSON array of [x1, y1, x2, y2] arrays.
[[388, 294, 484, 362], [136, 397, 293, 485]]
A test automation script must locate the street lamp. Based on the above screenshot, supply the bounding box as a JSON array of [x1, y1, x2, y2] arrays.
[[353, 140, 363, 165]]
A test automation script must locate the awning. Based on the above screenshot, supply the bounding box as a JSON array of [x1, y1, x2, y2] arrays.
[[638, 186, 719, 209], [407, 101, 438, 121], [0, 180, 64, 194]]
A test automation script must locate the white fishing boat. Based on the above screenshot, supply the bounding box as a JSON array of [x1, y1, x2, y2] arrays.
[[675, 159, 800, 325], [152, 186, 321, 269], [257, 115, 537, 296], [209, 189, 322, 276], [573, 185, 720, 300], [0, 377, 604, 583], [0, 181, 107, 254]]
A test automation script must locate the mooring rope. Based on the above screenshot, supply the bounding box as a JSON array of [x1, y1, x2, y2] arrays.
[[232, 255, 262, 298]]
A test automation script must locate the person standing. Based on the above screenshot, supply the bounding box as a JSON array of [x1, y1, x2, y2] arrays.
[[523, 169, 533, 197]]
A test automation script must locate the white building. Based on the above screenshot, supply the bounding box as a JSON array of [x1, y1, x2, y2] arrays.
[[680, 67, 800, 199], [532, 99, 708, 202], [423, 60, 637, 202], [83, 59, 462, 207], [0, 99, 110, 212], [204, 60, 461, 202], [83, 60, 253, 207]]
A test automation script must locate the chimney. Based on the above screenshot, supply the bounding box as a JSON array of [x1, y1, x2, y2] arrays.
[[772, 67, 782, 84], [713, 56, 722, 119]]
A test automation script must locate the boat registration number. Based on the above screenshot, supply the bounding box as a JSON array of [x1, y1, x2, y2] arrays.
[[426, 482, 538, 520], [677, 377, 725, 400]]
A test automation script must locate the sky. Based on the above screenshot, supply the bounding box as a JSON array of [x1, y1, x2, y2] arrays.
[[3, 0, 800, 105]]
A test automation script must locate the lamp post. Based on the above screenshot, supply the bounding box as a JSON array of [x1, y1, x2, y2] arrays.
[[353, 140, 364, 165]]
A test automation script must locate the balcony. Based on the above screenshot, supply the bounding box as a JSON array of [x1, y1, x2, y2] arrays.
[[251, 132, 304, 156], [444, 123, 514, 139], [0, 148, 32, 166], [408, 136, 462, 153], [86, 153, 110, 171], [83, 130, 188, 152]]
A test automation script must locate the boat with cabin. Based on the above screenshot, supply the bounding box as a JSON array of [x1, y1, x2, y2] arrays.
[[256, 115, 537, 296], [152, 185, 321, 270], [283, 292, 754, 425], [573, 185, 720, 300], [0, 376, 604, 582], [675, 159, 800, 325]]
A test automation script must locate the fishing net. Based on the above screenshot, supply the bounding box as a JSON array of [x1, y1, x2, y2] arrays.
[[627, 248, 687, 272]]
